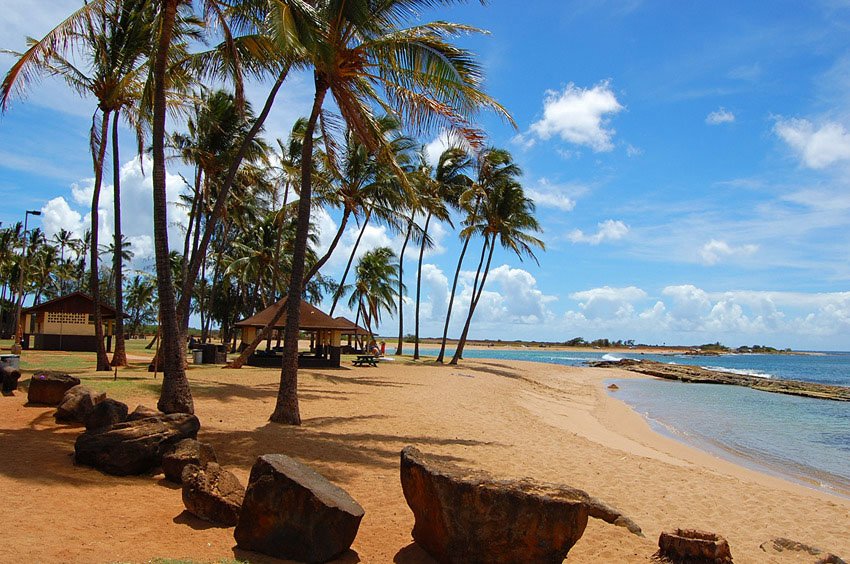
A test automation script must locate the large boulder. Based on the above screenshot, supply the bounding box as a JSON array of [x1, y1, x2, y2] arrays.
[[234, 454, 365, 563], [400, 446, 589, 564], [181, 462, 245, 526], [1, 366, 21, 394], [162, 438, 218, 484], [27, 372, 81, 406], [84, 398, 129, 431], [54, 385, 105, 423], [74, 413, 200, 476]]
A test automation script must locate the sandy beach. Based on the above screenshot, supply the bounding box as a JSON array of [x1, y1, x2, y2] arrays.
[[1, 355, 848, 563]]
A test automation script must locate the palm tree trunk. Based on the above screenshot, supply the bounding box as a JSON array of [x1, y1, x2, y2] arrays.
[[90, 109, 112, 372], [110, 110, 127, 367], [395, 219, 413, 355], [436, 234, 471, 363], [153, 0, 193, 414], [270, 73, 328, 425], [449, 235, 493, 365], [328, 210, 371, 315], [413, 213, 432, 360]]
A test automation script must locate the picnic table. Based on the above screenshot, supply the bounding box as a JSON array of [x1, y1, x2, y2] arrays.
[[352, 354, 378, 367]]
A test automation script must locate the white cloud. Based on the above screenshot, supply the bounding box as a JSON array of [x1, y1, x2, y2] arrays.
[[423, 131, 470, 167], [526, 178, 580, 212], [626, 144, 643, 157], [569, 219, 629, 244], [774, 118, 850, 169], [41, 197, 84, 239], [706, 107, 735, 125], [699, 239, 758, 265], [529, 81, 624, 152], [570, 286, 647, 319]]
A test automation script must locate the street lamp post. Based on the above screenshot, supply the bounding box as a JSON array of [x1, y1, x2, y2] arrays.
[[11, 209, 42, 355]]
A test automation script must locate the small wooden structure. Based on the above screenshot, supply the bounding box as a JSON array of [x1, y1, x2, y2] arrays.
[[333, 316, 368, 353], [21, 292, 119, 352], [235, 298, 358, 368]]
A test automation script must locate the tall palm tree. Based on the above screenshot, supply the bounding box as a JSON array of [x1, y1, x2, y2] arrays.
[[411, 147, 470, 359], [437, 148, 518, 363], [271, 0, 512, 425], [449, 158, 544, 365]]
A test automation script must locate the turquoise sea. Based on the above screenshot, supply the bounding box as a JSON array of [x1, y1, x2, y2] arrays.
[[414, 347, 850, 497]]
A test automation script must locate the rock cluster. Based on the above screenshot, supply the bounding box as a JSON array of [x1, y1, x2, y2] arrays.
[[234, 454, 364, 563], [1, 366, 21, 394], [84, 399, 129, 431], [27, 372, 81, 405], [54, 385, 105, 423], [75, 413, 200, 476]]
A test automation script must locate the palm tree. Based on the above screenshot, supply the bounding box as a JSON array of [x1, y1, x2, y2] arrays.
[[271, 0, 512, 425], [347, 247, 402, 343], [411, 147, 471, 360], [449, 156, 544, 365], [125, 273, 157, 337]]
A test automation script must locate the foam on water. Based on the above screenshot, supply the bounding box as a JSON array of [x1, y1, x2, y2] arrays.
[[601, 353, 624, 361], [703, 366, 773, 378]]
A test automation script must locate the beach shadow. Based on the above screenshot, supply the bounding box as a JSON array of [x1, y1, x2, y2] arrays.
[[172, 509, 230, 531], [311, 372, 411, 389], [233, 547, 360, 563], [393, 543, 436, 563]]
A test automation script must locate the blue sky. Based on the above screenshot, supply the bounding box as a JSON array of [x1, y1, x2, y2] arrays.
[[2, 0, 850, 349]]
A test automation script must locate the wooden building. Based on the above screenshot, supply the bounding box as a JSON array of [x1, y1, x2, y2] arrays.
[[21, 292, 119, 352], [235, 297, 358, 368]]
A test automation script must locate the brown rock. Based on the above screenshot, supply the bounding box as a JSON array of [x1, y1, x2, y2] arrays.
[[74, 413, 200, 476], [1, 366, 21, 394], [84, 398, 129, 431], [162, 438, 218, 484], [126, 405, 164, 421], [234, 454, 364, 563], [657, 529, 733, 563], [607, 383, 620, 390], [400, 445, 589, 564], [54, 385, 106, 423], [181, 462, 244, 526], [27, 372, 81, 406], [817, 555, 847, 564]]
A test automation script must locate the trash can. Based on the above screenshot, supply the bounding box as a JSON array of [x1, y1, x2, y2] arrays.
[[192, 349, 204, 365], [0, 354, 20, 370]]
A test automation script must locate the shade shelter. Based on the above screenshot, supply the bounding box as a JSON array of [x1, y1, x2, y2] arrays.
[[21, 292, 120, 352], [235, 297, 352, 368], [334, 316, 369, 353]]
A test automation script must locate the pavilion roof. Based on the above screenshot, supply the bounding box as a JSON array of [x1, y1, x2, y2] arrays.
[[22, 291, 122, 319], [235, 297, 346, 331]]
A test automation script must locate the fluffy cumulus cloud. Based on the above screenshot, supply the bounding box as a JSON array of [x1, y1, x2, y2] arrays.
[[526, 178, 580, 212], [774, 118, 850, 169], [570, 286, 647, 320], [706, 107, 735, 125], [699, 239, 758, 265], [39, 155, 188, 268], [423, 130, 471, 167], [568, 219, 629, 244], [529, 81, 624, 152]]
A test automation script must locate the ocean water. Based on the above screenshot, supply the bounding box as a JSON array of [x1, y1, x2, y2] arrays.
[[414, 347, 850, 496]]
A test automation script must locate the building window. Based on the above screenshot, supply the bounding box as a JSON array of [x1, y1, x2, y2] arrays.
[[46, 312, 88, 325]]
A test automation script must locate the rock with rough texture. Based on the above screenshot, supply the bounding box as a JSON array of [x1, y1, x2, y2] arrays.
[[234, 454, 364, 563], [817, 555, 847, 564], [84, 398, 129, 431], [162, 438, 218, 484], [74, 413, 200, 476], [181, 462, 244, 526], [27, 372, 81, 406], [1, 366, 21, 394], [400, 445, 590, 564], [657, 529, 733, 563], [54, 385, 105, 423], [126, 405, 164, 421]]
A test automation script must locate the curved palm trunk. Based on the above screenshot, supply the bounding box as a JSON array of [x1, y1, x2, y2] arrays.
[[436, 234, 471, 363], [154, 0, 193, 414], [395, 220, 413, 355], [328, 210, 371, 315], [91, 109, 112, 372], [270, 75, 328, 425], [110, 111, 127, 367], [225, 208, 350, 370], [413, 213, 432, 360], [449, 235, 493, 365]]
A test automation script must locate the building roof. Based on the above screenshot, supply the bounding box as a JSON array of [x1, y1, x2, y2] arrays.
[[22, 291, 122, 319], [235, 297, 349, 331], [334, 316, 367, 335]]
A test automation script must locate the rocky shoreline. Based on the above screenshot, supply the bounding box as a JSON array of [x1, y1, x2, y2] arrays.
[[588, 359, 850, 402]]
